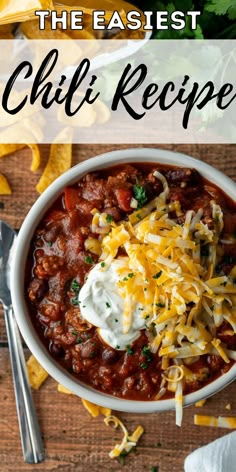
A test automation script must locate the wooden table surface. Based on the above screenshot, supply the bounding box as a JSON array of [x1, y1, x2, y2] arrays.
[[0, 143, 236, 472]]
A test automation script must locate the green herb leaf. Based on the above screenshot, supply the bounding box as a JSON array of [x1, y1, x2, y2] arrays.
[[71, 298, 79, 306], [133, 184, 148, 208], [126, 345, 134, 355], [205, 0, 236, 20], [71, 279, 80, 292], [106, 302, 111, 309], [151, 466, 159, 472], [106, 214, 113, 223], [85, 255, 93, 264], [153, 271, 163, 279]]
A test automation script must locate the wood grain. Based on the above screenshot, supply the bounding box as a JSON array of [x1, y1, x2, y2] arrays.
[[0, 143, 236, 472]]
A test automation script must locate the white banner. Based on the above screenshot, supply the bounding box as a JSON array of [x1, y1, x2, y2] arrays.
[[0, 39, 236, 143]]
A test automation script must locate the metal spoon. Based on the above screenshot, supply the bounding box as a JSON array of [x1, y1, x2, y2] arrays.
[[0, 221, 45, 463]]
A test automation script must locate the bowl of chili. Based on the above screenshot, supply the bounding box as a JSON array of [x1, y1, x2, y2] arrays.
[[11, 148, 236, 420]]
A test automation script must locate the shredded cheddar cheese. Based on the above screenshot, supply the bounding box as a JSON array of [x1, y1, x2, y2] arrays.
[[195, 399, 207, 407], [104, 415, 144, 458], [194, 415, 236, 429], [95, 170, 236, 426], [81, 399, 111, 418]]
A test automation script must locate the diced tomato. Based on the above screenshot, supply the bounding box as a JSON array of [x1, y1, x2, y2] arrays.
[[115, 188, 132, 212], [64, 188, 80, 211]]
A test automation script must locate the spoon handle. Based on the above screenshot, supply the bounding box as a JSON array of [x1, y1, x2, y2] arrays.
[[4, 305, 45, 463]]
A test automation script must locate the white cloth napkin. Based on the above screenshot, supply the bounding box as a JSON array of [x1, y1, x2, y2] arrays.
[[184, 432, 236, 472]]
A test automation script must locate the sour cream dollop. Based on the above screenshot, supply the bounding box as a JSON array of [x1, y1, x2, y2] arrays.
[[79, 259, 146, 350]]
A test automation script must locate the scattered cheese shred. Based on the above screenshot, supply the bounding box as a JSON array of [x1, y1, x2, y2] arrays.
[[225, 403, 232, 411], [104, 415, 144, 459], [81, 399, 111, 418], [194, 415, 236, 429], [195, 399, 207, 407]]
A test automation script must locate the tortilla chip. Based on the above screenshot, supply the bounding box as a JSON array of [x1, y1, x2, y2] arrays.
[[0, 0, 54, 24], [36, 128, 73, 193], [28, 144, 41, 172], [26, 354, 49, 389], [58, 101, 96, 128], [0, 32, 14, 39], [0, 143, 40, 171], [93, 99, 111, 124], [57, 384, 74, 394], [21, 19, 72, 40], [0, 24, 14, 34], [0, 144, 25, 157], [0, 174, 11, 194]]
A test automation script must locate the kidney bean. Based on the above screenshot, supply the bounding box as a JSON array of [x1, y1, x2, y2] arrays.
[[207, 355, 224, 373], [49, 342, 65, 358], [102, 348, 120, 364]]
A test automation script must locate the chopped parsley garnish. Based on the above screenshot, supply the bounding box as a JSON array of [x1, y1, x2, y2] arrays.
[[157, 442, 162, 448], [142, 345, 153, 363], [116, 345, 120, 349], [126, 345, 134, 355], [72, 330, 78, 336], [76, 337, 82, 344], [106, 214, 113, 223], [156, 303, 165, 308], [119, 448, 135, 465], [145, 315, 150, 319], [101, 262, 106, 268], [115, 318, 119, 323], [85, 255, 93, 264], [128, 273, 134, 278], [153, 271, 163, 279], [151, 467, 159, 472], [47, 241, 53, 246], [71, 298, 79, 306], [136, 213, 142, 220], [71, 280, 80, 292], [133, 184, 148, 208], [123, 277, 128, 281], [140, 362, 149, 369], [106, 302, 111, 309]]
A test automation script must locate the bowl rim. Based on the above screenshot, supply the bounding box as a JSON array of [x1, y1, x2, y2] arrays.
[[11, 147, 236, 413]]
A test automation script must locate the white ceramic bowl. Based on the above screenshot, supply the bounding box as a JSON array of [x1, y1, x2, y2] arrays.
[[12, 148, 236, 413]]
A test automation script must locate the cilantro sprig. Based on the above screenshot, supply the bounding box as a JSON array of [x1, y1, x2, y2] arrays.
[[133, 184, 148, 209], [135, 1, 236, 39]]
